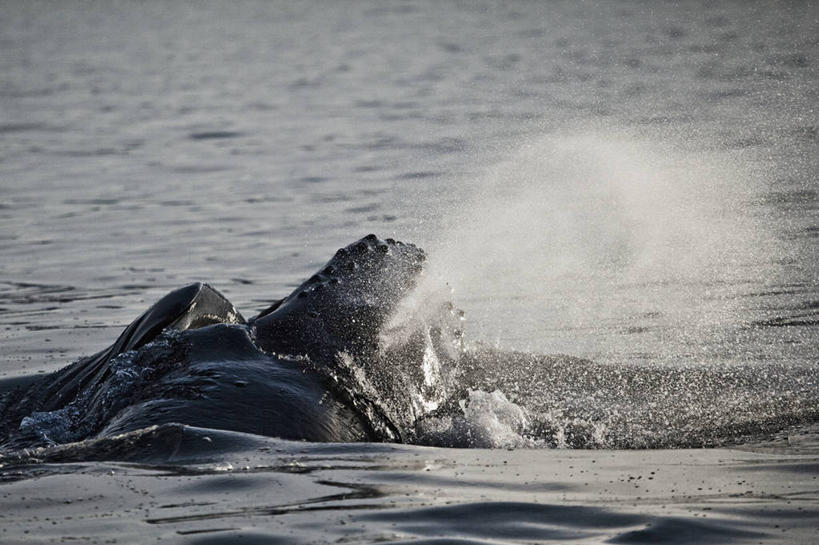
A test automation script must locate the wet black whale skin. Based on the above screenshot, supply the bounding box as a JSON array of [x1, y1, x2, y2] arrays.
[[0, 235, 430, 448]]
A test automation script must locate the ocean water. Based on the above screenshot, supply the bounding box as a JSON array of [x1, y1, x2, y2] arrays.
[[1, 1, 818, 543]]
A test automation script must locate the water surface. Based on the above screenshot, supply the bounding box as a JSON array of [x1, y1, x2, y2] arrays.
[[1, 1, 817, 543]]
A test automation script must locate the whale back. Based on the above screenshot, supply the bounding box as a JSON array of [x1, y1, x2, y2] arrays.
[[0, 283, 245, 430]]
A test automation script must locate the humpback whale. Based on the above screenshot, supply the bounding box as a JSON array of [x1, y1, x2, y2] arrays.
[[0, 235, 463, 450]]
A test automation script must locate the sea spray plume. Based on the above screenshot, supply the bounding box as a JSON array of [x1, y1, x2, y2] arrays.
[[402, 126, 817, 447], [417, 130, 779, 364]]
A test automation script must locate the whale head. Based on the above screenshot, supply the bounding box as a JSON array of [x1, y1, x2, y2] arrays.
[[251, 234, 427, 360], [251, 234, 464, 442]]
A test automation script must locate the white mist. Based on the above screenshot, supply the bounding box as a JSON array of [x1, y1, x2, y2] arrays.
[[416, 129, 778, 364]]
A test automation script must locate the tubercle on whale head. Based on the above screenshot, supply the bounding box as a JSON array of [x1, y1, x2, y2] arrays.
[[284, 234, 425, 306], [251, 235, 427, 358]]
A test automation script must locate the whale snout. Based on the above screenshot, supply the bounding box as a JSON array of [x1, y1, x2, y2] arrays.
[[310, 234, 426, 315], [288, 235, 426, 302], [337, 234, 425, 262], [334, 233, 425, 273]]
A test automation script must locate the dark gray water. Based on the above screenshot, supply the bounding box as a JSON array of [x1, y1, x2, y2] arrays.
[[1, 1, 818, 543]]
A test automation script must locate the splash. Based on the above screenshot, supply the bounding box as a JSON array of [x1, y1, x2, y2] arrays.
[[415, 129, 781, 363], [415, 389, 533, 449], [380, 129, 818, 449]]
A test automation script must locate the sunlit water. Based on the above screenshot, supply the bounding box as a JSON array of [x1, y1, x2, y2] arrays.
[[1, 1, 817, 543]]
